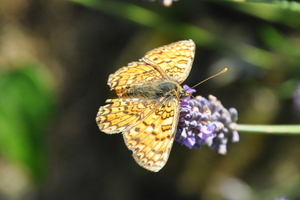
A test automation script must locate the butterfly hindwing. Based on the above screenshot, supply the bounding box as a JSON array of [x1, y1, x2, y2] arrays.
[[123, 96, 179, 172]]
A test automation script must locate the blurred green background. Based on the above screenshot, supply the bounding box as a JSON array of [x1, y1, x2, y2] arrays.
[[0, 0, 300, 199]]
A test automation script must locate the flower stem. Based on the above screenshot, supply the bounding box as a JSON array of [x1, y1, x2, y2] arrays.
[[237, 124, 300, 134]]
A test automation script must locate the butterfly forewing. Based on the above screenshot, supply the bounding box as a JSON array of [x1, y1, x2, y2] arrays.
[[108, 61, 164, 96], [143, 40, 195, 83]]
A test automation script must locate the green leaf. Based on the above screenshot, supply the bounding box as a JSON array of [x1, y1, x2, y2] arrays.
[[0, 62, 55, 183]]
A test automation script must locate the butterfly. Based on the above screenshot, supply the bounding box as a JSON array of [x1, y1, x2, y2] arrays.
[[96, 40, 195, 172]]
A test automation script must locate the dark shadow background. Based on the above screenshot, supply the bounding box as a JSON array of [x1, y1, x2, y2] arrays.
[[0, 0, 300, 199]]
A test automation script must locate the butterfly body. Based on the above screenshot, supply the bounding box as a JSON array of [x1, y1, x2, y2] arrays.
[[96, 40, 195, 172], [124, 80, 181, 99]]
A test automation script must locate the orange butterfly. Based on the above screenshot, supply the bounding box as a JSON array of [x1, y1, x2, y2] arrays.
[[96, 40, 195, 172]]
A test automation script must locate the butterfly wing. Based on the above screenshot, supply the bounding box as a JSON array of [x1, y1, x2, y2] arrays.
[[96, 98, 160, 134], [143, 40, 195, 84], [122, 96, 179, 172], [108, 61, 164, 96]]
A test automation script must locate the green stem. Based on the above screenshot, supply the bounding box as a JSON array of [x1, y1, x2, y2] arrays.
[[237, 124, 300, 134]]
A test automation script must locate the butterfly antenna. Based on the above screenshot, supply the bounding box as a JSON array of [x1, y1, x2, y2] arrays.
[[191, 68, 228, 89]]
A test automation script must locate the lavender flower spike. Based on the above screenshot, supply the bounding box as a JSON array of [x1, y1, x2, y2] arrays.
[[176, 85, 239, 154]]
